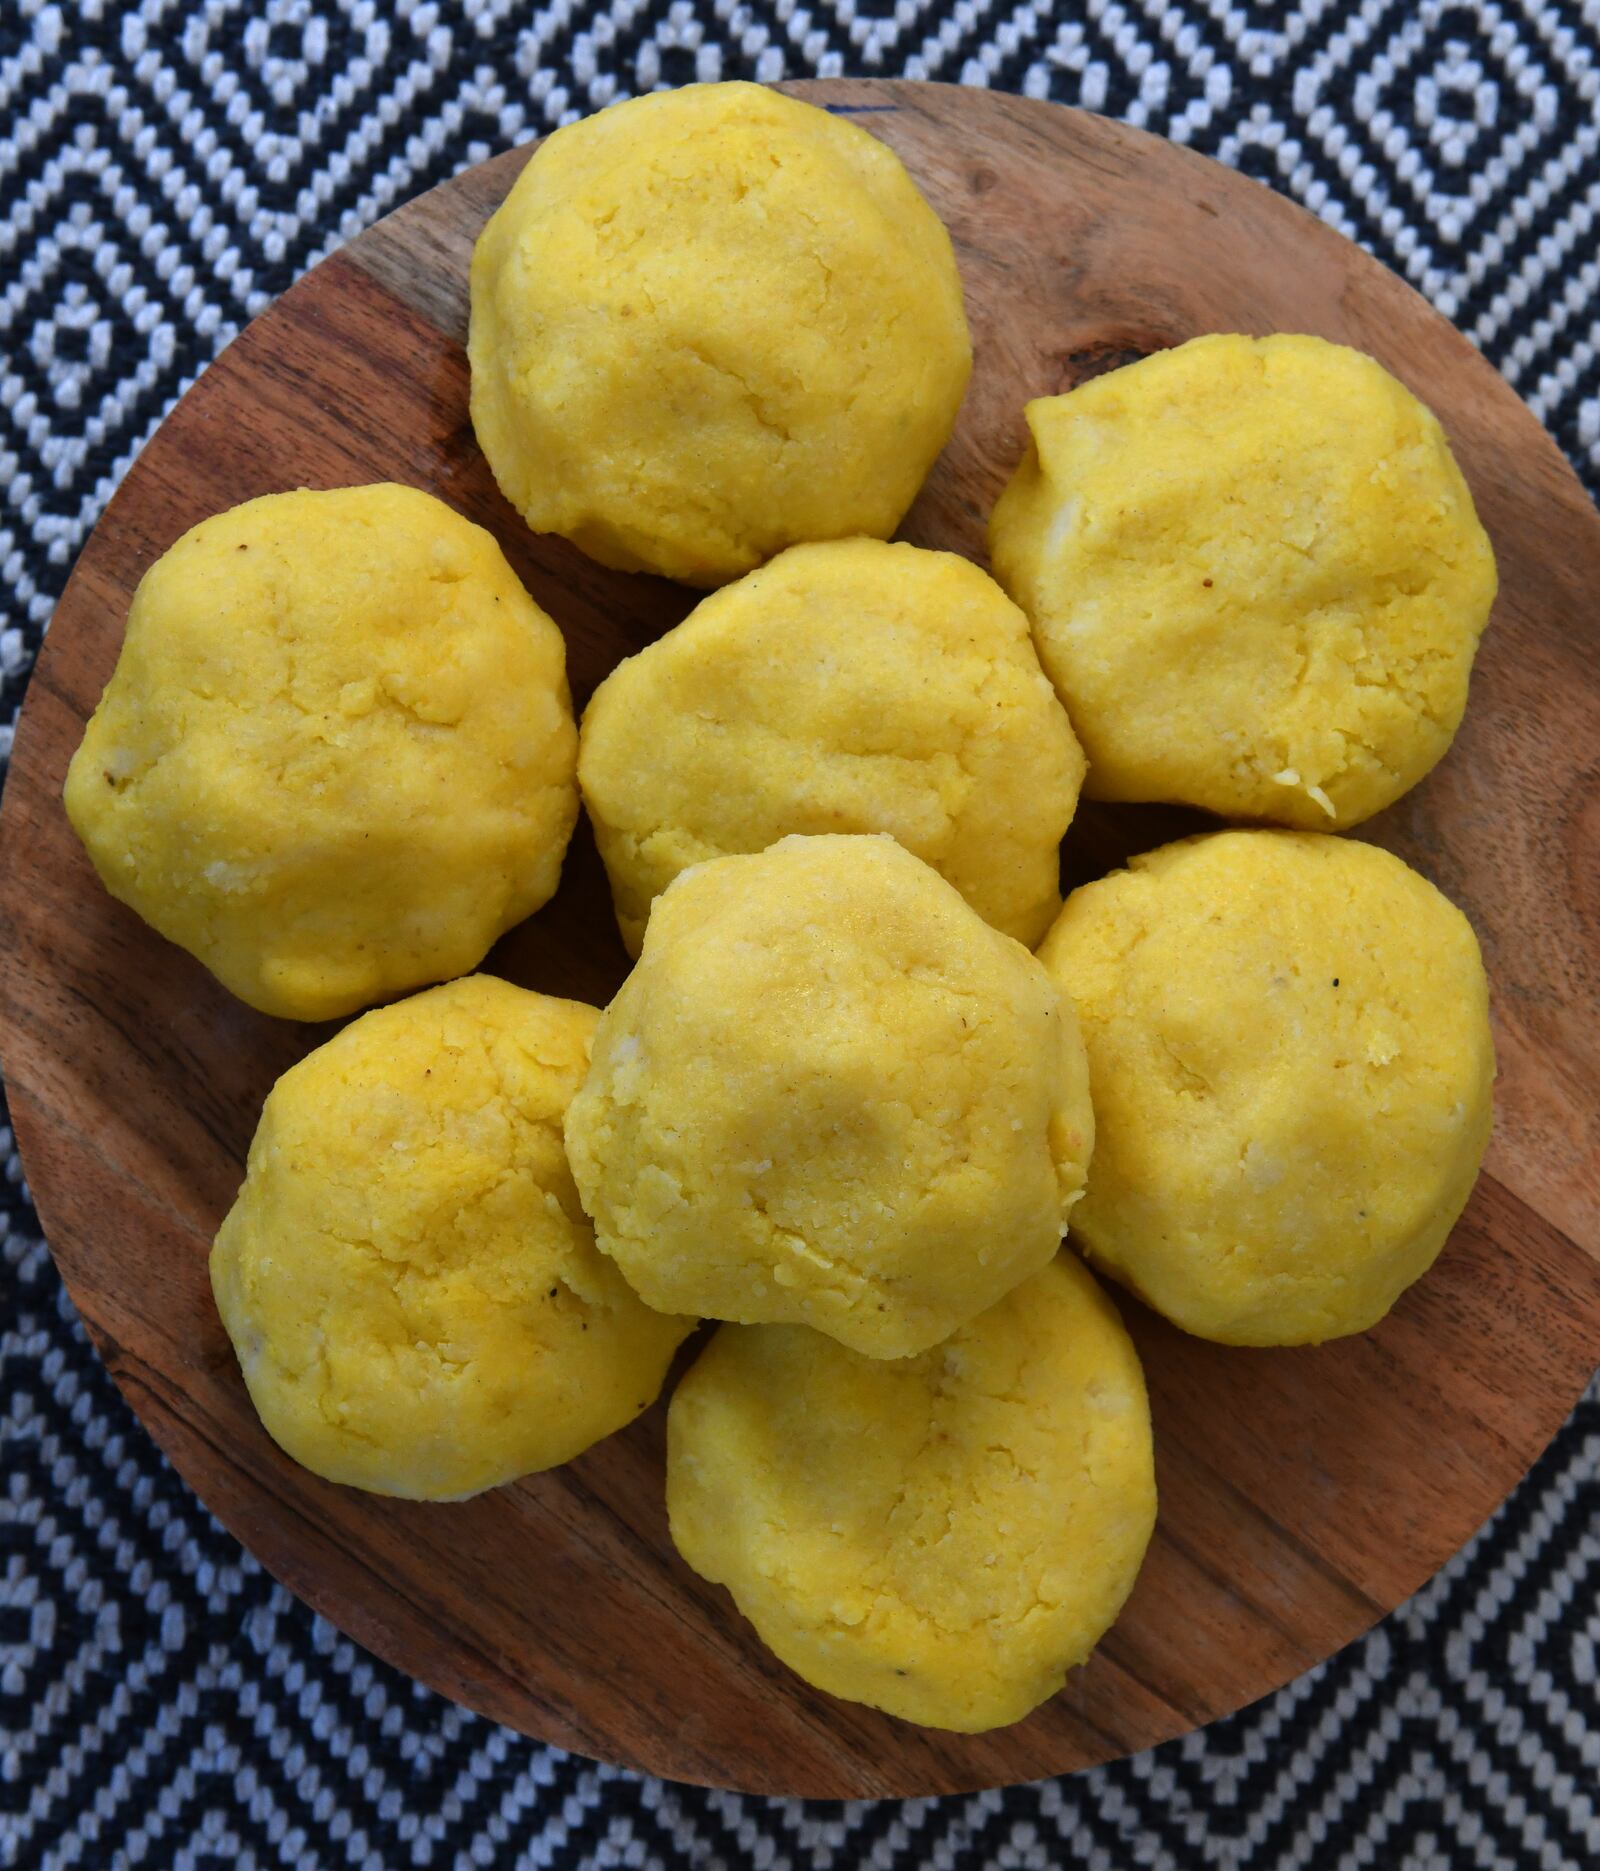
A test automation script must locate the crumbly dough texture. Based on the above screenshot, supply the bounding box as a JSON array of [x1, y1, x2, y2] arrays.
[[989, 333, 1497, 828], [667, 1254, 1156, 1731], [469, 82, 971, 586], [564, 835, 1094, 1359], [1038, 831, 1495, 1345], [64, 485, 579, 1021], [210, 976, 693, 1500], [579, 538, 1086, 956]]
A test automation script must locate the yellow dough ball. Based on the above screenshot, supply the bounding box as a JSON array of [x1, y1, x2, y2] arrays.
[[1038, 831, 1495, 1345], [668, 1254, 1155, 1732], [63, 485, 579, 1021], [579, 538, 1085, 956], [469, 83, 971, 586], [565, 835, 1093, 1359], [989, 334, 1497, 828], [211, 976, 693, 1500]]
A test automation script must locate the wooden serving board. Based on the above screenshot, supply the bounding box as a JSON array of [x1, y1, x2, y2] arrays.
[[2, 80, 1597, 1800]]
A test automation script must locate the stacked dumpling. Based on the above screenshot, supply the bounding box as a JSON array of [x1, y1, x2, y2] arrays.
[[565, 834, 1095, 1359]]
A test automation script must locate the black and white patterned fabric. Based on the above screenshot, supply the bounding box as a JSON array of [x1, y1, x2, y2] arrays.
[[2, 4, 1597, 1866]]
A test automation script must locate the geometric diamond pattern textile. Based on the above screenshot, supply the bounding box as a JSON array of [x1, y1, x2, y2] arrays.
[[2, 4, 1597, 1868]]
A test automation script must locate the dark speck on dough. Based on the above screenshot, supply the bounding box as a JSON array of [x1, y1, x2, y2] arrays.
[[1332, 978, 1340, 986], [1202, 577, 1213, 588]]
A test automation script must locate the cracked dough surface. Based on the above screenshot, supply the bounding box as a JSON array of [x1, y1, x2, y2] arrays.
[[666, 1253, 1155, 1732], [63, 484, 579, 1021], [468, 82, 971, 586], [1038, 830, 1495, 1346], [563, 834, 1094, 1359], [988, 333, 1497, 828], [210, 976, 693, 1500], [579, 538, 1085, 956]]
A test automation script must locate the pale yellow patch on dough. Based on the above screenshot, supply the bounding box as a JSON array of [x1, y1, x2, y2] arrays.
[[63, 484, 579, 1021], [1037, 830, 1496, 1345], [989, 333, 1497, 827], [667, 1254, 1155, 1732], [469, 82, 971, 586], [210, 976, 693, 1500], [579, 538, 1085, 956], [564, 834, 1094, 1359]]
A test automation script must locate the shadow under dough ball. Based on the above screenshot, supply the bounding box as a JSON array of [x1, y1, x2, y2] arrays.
[[469, 82, 972, 586]]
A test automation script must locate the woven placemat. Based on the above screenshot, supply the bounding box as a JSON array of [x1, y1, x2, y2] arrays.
[[2, 6, 1596, 1867]]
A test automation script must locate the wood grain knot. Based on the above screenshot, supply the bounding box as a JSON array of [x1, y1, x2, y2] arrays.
[[1053, 334, 1170, 393]]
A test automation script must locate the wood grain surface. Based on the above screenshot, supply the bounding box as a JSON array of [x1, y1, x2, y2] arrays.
[[2, 80, 1597, 1799]]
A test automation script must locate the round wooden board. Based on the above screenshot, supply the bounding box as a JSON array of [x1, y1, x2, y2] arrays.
[[2, 80, 1598, 1800]]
